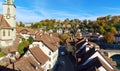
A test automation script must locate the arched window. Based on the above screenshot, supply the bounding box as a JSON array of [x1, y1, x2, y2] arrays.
[[7, 7, 10, 14], [3, 30, 5, 36], [8, 30, 10, 36]]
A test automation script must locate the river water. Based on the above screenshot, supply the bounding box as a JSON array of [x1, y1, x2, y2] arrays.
[[111, 55, 120, 70]]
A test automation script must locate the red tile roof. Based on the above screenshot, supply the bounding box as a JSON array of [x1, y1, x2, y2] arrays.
[[8, 56, 43, 71], [29, 46, 49, 65], [0, 14, 11, 28], [35, 33, 60, 52], [17, 27, 35, 35], [41, 34, 59, 51]]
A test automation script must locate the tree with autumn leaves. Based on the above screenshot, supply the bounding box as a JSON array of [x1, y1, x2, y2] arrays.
[[104, 32, 115, 43], [26, 15, 120, 43], [104, 26, 118, 43]]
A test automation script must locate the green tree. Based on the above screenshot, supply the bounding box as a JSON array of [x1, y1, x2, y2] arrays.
[[99, 26, 106, 34], [63, 19, 69, 27], [19, 21, 25, 27], [0, 53, 7, 57], [27, 36, 34, 44], [89, 28, 94, 33], [110, 16, 119, 24], [18, 39, 29, 55], [105, 25, 111, 32], [74, 19, 81, 25], [114, 23, 120, 31], [22, 39, 29, 46], [110, 27, 118, 34], [18, 43, 25, 55]]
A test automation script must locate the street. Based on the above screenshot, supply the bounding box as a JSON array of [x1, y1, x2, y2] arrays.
[[53, 46, 75, 71]]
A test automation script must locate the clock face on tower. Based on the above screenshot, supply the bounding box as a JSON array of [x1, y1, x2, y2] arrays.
[[6, 7, 10, 19], [6, 14, 10, 19]]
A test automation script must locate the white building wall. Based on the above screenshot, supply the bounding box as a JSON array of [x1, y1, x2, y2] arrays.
[[0, 40, 13, 47], [41, 60, 50, 71], [20, 33, 35, 39], [98, 66, 107, 71], [49, 49, 58, 68], [29, 41, 59, 70], [0, 29, 13, 40], [0, 29, 13, 47], [20, 34, 30, 39]]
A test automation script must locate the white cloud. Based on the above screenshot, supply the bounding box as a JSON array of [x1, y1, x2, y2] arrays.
[[105, 7, 120, 11], [16, 7, 100, 22], [16, 6, 46, 22], [15, 5, 120, 22]]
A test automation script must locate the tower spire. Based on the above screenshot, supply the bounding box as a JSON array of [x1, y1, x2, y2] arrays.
[[5, 0, 14, 4]]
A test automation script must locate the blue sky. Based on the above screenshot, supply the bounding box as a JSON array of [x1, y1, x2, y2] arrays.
[[0, 0, 120, 22]]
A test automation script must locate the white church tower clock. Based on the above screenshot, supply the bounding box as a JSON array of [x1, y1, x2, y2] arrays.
[[3, 0, 16, 40]]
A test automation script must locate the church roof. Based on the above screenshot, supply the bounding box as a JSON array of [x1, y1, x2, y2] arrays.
[[0, 14, 11, 28]]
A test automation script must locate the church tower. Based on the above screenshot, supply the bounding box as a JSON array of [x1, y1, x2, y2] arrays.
[[0, 0, 16, 47], [2, 0, 16, 40]]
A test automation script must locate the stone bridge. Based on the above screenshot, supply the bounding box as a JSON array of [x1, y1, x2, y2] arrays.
[[100, 50, 120, 58]]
